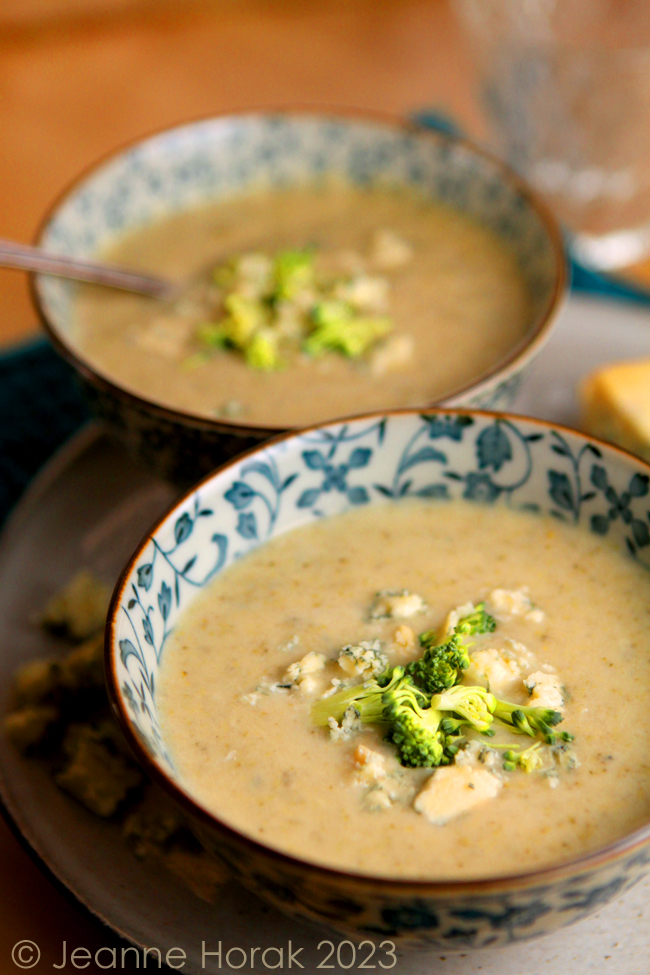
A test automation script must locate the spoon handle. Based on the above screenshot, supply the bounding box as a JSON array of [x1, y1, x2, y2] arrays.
[[0, 238, 174, 299]]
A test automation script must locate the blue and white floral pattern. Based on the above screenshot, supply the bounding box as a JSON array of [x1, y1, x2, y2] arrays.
[[113, 410, 650, 761], [110, 409, 650, 947], [39, 114, 558, 338], [36, 114, 563, 484]]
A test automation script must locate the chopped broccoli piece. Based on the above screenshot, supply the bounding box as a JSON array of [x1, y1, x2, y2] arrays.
[[244, 330, 281, 371], [311, 665, 418, 727], [406, 603, 496, 695], [431, 685, 496, 734], [502, 742, 546, 773], [313, 666, 461, 769], [305, 303, 392, 359], [454, 603, 497, 637], [202, 246, 396, 369], [273, 250, 314, 300], [195, 323, 230, 349], [492, 699, 564, 743], [406, 631, 469, 695], [389, 706, 445, 768], [223, 294, 266, 348], [311, 666, 403, 729]]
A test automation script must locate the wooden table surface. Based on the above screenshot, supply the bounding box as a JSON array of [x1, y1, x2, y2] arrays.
[[0, 0, 484, 348], [0, 2, 648, 971]]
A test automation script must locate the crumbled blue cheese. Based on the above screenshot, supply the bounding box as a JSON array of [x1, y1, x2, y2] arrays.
[[284, 651, 326, 695], [235, 252, 274, 299], [488, 588, 545, 624], [524, 671, 564, 711], [328, 706, 363, 742], [390, 624, 417, 661], [414, 765, 502, 825], [370, 334, 414, 377], [333, 275, 390, 313], [464, 647, 522, 694], [368, 590, 427, 620], [338, 640, 388, 677], [241, 675, 293, 705], [369, 229, 414, 270], [504, 638, 537, 672], [353, 743, 387, 782], [278, 634, 300, 653], [454, 739, 500, 770]]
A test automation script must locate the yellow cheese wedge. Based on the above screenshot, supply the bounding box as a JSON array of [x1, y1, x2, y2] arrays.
[[580, 358, 650, 462]]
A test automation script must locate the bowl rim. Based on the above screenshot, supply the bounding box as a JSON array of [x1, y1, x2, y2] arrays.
[[105, 405, 650, 894], [32, 106, 567, 438]]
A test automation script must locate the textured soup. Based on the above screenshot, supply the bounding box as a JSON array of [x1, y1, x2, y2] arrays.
[[72, 185, 531, 427], [158, 500, 650, 881]]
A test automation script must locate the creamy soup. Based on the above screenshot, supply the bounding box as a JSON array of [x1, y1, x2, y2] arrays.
[[158, 500, 650, 881], [73, 186, 531, 427]]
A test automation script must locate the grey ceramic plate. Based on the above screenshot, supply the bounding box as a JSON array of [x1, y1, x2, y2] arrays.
[[1, 295, 650, 974]]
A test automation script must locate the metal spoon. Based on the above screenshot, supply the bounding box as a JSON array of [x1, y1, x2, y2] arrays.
[[0, 238, 176, 300]]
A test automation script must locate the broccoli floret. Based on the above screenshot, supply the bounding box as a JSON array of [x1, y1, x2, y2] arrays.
[[407, 603, 496, 695], [245, 330, 281, 371], [492, 699, 564, 743], [313, 666, 462, 769], [431, 685, 496, 734], [389, 707, 445, 767], [454, 602, 496, 637], [305, 311, 392, 359], [406, 632, 468, 695], [273, 250, 314, 300], [311, 666, 409, 729], [223, 293, 266, 348]]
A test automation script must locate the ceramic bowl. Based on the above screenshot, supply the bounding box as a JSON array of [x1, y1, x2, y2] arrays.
[[34, 111, 566, 484], [106, 407, 650, 949]]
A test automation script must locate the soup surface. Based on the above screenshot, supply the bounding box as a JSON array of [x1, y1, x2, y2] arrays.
[[73, 186, 531, 427], [158, 499, 650, 881]]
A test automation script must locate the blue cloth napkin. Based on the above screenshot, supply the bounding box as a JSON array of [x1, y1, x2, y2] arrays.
[[1, 111, 649, 529], [0, 339, 89, 527]]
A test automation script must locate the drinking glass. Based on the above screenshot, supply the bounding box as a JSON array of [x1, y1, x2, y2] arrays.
[[454, 0, 650, 270]]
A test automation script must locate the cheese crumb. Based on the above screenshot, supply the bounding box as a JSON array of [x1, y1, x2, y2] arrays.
[[333, 275, 390, 313], [368, 590, 426, 620], [328, 707, 363, 742], [454, 739, 499, 769], [354, 744, 387, 783], [284, 651, 326, 692], [370, 334, 414, 377], [369, 229, 414, 269], [414, 765, 502, 825], [524, 671, 564, 711], [464, 648, 521, 694], [488, 588, 545, 624], [338, 640, 388, 677]]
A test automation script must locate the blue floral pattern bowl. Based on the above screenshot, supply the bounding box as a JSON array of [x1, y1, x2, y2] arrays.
[[34, 111, 566, 483], [107, 407, 650, 948]]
